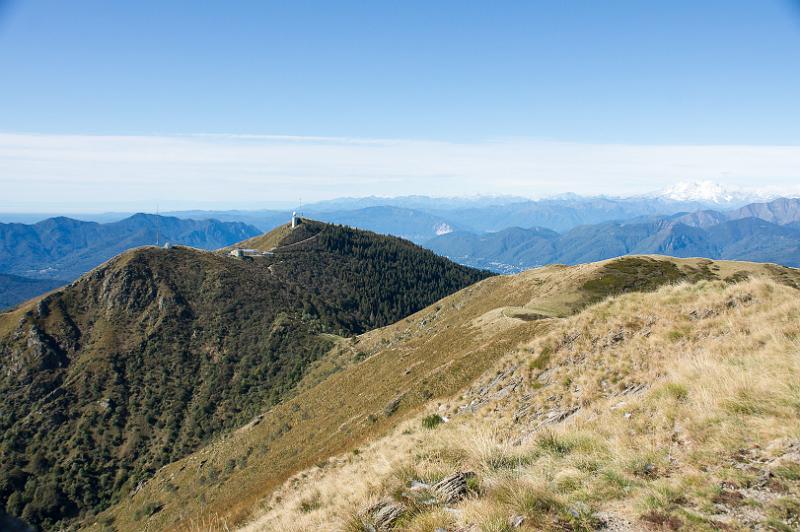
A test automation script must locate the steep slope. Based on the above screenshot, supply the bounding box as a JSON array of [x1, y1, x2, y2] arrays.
[[630, 222, 719, 258], [706, 218, 800, 262], [727, 197, 800, 225], [240, 263, 800, 531], [0, 274, 65, 311], [0, 214, 261, 281], [555, 220, 674, 264], [0, 221, 490, 530], [86, 256, 800, 531]]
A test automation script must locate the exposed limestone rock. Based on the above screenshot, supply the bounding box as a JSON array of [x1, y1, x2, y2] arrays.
[[360, 499, 405, 531], [594, 511, 638, 531], [384, 395, 402, 416], [432, 472, 475, 504]]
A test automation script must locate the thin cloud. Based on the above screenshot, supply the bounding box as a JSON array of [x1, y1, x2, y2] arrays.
[[1, 132, 799, 211]]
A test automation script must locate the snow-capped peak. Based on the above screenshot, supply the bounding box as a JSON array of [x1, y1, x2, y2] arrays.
[[653, 181, 777, 206], [433, 222, 453, 236], [659, 181, 738, 203]]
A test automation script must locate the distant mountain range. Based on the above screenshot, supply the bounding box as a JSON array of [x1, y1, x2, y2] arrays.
[[426, 197, 800, 272], [2, 192, 799, 308], [154, 195, 748, 242], [0, 214, 260, 298], [170, 184, 796, 240]]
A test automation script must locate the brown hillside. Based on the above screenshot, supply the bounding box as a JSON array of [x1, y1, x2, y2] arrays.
[[89, 256, 800, 531]]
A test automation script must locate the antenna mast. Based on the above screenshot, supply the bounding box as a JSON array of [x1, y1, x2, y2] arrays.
[[156, 204, 160, 246]]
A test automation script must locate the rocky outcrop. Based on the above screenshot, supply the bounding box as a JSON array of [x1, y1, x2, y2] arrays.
[[431, 472, 476, 504], [360, 499, 405, 531]]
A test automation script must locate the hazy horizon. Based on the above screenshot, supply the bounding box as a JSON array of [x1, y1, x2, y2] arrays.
[[2, 1, 800, 210], [1, 180, 799, 216]]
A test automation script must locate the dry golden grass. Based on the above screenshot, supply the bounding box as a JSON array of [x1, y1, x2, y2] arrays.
[[239, 276, 800, 531], [221, 222, 294, 252], [86, 256, 800, 531]]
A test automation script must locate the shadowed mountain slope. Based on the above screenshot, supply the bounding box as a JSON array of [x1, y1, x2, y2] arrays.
[[0, 274, 65, 311], [0, 221, 490, 530]]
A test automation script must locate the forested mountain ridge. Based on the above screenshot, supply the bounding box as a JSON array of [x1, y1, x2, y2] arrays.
[[0, 220, 490, 530]]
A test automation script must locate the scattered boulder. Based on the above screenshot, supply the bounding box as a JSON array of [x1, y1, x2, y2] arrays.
[[361, 499, 405, 531], [594, 511, 638, 531], [409, 480, 430, 491], [384, 396, 402, 416], [432, 472, 476, 504], [608, 329, 625, 344], [509, 514, 525, 528]]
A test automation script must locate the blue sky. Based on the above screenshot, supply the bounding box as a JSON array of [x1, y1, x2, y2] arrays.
[[1, 1, 799, 209]]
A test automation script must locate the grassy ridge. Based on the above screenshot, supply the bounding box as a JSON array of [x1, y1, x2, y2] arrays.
[[88, 255, 800, 531], [239, 265, 800, 531]]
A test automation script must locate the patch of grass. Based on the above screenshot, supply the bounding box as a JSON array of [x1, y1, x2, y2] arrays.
[[297, 491, 322, 513], [572, 457, 601, 473], [773, 462, 800, 481], [495, 482, 563, 516], [558, 501, 600, 532], [627, 453, 666, 480], [422, 414, 445, 429], [529, 344, 553, 370], [723, 388, 772, 415], [662, 382, 689, 401], [581, 257, 699, 305], [342, 512, 367, 532], [639, 482, 686, 514], [400, 508, 456, 532], [484, 452, 534, 471], [667, 326, 691, 342], [764, 519, 796, 532], [479, 514, 515, 532], [554, 473, 583, 494], [466, 475, 481, 494], [537, 431, 602, 457], [767, 497, 800, 523], [537, 432, 576, 456], [591, 469, 636, 501], [132, 501, 163, 521]]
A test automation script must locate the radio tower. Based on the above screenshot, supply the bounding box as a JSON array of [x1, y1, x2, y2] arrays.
[[155, 204, 160, 246]]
